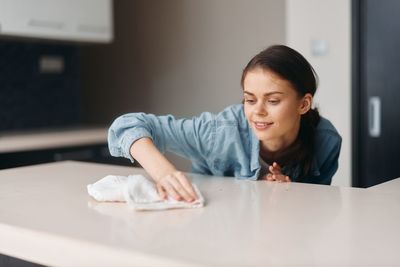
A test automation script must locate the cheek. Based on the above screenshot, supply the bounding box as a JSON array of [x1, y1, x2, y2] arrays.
[[274, 106, 292, 117], [269, 104, 300, 123]]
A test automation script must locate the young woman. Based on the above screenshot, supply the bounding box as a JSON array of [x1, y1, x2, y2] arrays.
[[108, 45, 342, 202]]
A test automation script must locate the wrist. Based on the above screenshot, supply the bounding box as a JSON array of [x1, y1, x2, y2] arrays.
[[153, 167, 178, 183]]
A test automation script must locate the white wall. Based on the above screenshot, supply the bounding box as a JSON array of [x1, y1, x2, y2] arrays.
[[143, 0, 286, 117], [81, 0, 286, 170], [286, 0, 351, 186]]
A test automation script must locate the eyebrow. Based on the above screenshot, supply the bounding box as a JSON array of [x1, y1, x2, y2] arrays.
[[243, 91, 284, 97]]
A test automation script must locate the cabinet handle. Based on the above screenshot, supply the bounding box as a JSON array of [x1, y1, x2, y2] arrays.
[[77, 24, 107, 34], [368, 96, 381, 138], [28, 19, 64, 30]]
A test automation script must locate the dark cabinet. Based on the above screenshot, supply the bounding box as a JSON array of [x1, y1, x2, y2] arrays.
[[353, 0, 400, 187], [0, 143, 131, 170], [0, 254, 45, 267]]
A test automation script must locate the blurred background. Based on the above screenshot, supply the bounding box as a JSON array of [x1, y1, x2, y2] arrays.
[[1, 0, 396, 188]]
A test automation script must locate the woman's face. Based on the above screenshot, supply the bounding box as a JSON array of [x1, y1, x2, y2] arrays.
[[243, 68, 311, 152]]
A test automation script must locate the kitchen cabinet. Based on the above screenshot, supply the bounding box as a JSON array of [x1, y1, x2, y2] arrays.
[[0, 0, 113, 43], [0, 143, 129, 170], [352, 0, 400, 187]]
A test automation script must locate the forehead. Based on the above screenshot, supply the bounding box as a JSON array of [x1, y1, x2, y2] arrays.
[[243, 68, 295, 95]]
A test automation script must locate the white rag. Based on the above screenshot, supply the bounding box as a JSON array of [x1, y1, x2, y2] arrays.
[[87, 174, 205, 211]]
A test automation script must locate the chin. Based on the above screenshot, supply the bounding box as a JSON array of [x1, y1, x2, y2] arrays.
[[253, 130, 275, 141]]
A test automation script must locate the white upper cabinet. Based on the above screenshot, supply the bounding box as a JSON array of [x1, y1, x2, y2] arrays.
[[0, 0, 113, 43]]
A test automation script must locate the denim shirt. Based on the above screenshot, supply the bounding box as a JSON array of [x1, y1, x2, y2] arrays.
[[108, 104, 342, 185]]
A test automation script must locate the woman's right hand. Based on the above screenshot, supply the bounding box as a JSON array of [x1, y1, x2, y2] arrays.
[[155, 171, 198, 202], [129, 138, 198, 202]]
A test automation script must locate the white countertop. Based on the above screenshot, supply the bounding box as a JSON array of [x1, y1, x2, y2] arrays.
[[0, 161, 400, 267], [0, 127, 107, 153], [367, 177, 400, 193]]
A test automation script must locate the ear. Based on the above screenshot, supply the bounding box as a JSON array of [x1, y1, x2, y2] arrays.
[[299, 93, 313, 115]]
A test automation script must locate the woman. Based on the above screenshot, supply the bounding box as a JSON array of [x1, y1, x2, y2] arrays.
[[108, 45, 342, 202]]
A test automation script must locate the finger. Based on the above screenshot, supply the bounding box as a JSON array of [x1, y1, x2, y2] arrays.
[[274, 174, 284, 183], [175, 172, 198, 200], [273, 162, 281, 172], [161, 180, 182, 201], [269, 165, 279, 175], [275, 174, 289, 183], [274, 174, 283, 183], [285, 176, 291, 182], [269, 165, 281, 174], [156, 184, 167, 199], [266, 173, 274, 181], [166, 174, 194, 202]]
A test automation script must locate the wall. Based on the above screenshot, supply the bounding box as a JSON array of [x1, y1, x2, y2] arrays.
[[286, 0, 351, 186], [81, 0, 351, 186], [81, 0, 286, 170]]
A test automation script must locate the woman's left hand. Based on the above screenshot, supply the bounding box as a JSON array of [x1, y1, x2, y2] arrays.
[[264, 162, 291, 182]]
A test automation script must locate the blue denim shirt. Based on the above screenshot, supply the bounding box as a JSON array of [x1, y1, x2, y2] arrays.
[[108, 104, 342, 185]]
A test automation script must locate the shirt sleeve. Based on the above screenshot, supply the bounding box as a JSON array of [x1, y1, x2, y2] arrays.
[[107, 112, 215, 163], [316, 134, 342, 185]]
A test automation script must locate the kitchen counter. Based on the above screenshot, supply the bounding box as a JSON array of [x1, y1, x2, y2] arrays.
[[0, 161, 400, 266], [367, 177, 400, 193], [0, 127, 107, 153]]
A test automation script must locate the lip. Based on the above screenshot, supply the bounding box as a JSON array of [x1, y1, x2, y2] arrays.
[[253, 121, 273, 130]]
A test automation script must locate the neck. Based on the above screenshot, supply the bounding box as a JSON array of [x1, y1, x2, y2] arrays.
[[259, 120, 301, 161]]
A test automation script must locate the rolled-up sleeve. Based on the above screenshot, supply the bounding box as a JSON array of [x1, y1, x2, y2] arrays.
[[108, 112, 215, 163]]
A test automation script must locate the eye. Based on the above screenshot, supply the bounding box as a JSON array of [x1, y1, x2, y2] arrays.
[[244, 99, 256, 104], [268, 99, 280, 105]]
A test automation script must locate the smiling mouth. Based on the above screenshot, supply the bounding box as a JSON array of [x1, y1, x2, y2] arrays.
[[253, 121, 274, 130]]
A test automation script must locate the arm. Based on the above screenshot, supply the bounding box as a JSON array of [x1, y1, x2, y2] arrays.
[[317, 138, 342, 185], [108, 112, 214, 201], [306, 132, 342, 185], [108, 112, 214, 163]]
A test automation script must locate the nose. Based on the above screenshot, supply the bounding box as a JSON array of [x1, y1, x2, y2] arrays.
[[254, 101, 267, 116]]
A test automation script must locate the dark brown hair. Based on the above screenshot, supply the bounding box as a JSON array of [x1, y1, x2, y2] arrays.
[[241, 44, 320, 179]]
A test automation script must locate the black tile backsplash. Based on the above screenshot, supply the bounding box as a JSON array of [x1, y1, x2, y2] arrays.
[[0, 40, 81, 131]]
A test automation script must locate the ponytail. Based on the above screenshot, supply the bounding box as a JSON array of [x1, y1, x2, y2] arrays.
[[298, 108, 320, 178]]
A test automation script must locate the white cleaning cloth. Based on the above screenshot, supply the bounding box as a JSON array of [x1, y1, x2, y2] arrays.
[[87, 174, 205, 211], [87, 175, 129, 202]]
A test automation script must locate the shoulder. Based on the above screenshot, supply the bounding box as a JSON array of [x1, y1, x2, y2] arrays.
[[313, 116, 342, 167], [214, 104, 247, 128], [315, 117, 342, 146], [216, 104, 244, 118], [183, 104, 246, 136]]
